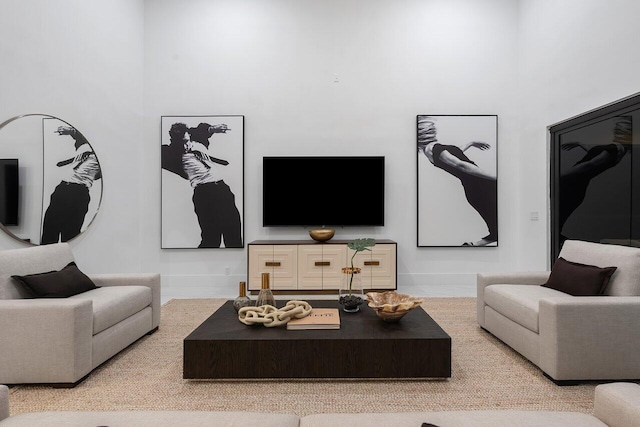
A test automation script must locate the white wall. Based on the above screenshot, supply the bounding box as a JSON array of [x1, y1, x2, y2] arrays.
[[0, 1, 146, 269], [142, 0, 520, 298], [1, 0, 638, 299], [516, 0, 640, 269]]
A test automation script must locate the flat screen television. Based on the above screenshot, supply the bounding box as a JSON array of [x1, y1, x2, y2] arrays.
[[263, 156, 385, 227], [0, 159, 19, 226]]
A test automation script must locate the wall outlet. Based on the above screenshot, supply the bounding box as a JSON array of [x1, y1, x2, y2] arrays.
[[225, 267, 230, 276], [530, 211, 539, 221]]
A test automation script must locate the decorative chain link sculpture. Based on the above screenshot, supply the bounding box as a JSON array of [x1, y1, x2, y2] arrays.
[[238, 300, 312, 327]]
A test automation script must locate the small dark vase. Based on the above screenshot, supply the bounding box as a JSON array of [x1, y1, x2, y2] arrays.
[[233, 281, 251, 312]]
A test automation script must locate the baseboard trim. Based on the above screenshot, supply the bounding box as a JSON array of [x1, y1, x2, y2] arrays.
[[160, 273, 477, 302]]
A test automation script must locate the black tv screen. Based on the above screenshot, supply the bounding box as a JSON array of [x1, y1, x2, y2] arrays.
[[0, 159, 19, 226], [263, 156, 385, 227]]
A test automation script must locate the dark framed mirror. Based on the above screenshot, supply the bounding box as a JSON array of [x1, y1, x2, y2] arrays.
[[0, 114, 103, 245], [550, 94, 639, 263]]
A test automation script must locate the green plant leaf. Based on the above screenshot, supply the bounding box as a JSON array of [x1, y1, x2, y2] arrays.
[[347, 238, 376, 253]]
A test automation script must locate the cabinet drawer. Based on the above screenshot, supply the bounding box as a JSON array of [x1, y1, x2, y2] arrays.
[[298, 245, 347, 290], [247, 240, 397, 292], [248, 245, 297, 290], [351, 244, 397, 290]]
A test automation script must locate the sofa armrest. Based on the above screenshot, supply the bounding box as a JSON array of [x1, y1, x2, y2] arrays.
[[539, 297, 640, 380], [477, 271, 550, 327], [89, 273, 161, 328], [594, 382, 640, 427], [0, 385, 8, 422], [0, 299, 93, 384]]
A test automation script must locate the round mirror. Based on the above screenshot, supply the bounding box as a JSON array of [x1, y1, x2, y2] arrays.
[[0, 114, 103, 245]]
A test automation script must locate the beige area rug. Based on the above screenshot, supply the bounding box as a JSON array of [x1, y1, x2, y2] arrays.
[[9, 298, 600, 416]]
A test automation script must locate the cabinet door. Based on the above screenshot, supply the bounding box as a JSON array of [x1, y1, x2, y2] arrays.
[[350, 243, 397, 290], [248, 245, 298, 290], [298, 245, 347, 290]]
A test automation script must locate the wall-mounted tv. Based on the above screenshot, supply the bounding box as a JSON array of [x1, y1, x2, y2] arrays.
[[263, 156, 385, 227], [0, 159, 19, 226]]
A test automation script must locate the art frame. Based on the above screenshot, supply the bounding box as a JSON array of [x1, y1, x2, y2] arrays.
[[161, 115, 244, 249], [416, 114, 498, 247]]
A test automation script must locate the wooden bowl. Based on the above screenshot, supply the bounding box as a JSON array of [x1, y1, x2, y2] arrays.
[[366, 291, 424, 322]]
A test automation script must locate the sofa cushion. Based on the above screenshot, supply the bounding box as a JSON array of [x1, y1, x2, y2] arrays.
[[70, 286, 152, 335], [484, 284, 570, 333], [0, 411, 300, 427], [300, 411, 607, 427], [11, 262, 99, 298], [542, 257, 616, 296], [0, 243, 75, 300], [559, 240, 640, 296]]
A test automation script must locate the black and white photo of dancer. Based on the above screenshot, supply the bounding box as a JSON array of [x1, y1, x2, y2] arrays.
[[41, 125, 102, 244], [161, 117, 243, 248], [417, 115, 498, 247]]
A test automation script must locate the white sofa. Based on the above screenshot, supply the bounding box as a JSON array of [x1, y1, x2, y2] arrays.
[[477, 240, 640, 383], [1, 382, 640, 426], [0, 243, 160, 387]]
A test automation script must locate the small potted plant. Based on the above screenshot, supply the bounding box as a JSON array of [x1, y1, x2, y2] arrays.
[[339, 238, 376, 313]]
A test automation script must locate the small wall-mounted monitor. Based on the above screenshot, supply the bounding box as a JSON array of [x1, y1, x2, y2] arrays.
[[262, 156, 385, 227], [0, 158, 19, 226]]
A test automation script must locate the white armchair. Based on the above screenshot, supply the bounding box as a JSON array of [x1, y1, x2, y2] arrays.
[[477, 240, 640, 383], [0, 243, 160, 387]]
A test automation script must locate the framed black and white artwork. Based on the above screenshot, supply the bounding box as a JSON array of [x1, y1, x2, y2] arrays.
[[417, 115, 498, 247], [161, 115, 244, 249]]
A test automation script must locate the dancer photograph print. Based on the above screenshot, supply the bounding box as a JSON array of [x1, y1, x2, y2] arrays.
[[41, 121, 102, 244], [417, 115, 498, 247], [161, 115, 244, 249]]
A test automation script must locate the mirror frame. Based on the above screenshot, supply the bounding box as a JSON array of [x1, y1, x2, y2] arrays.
[[0, 113, 103, 245]]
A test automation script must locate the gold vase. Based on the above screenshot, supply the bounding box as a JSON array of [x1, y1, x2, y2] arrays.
[[256, 272, 275, 307]]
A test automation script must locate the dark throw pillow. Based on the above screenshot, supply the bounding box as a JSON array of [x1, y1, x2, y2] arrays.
[[542, 257, 616, 296], [11, 262, 99, 298]]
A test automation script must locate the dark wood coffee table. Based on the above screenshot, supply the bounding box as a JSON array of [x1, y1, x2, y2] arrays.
[[183, 300, 451, 379]]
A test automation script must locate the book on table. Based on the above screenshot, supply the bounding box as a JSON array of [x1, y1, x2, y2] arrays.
[[286, 308, 340, 330]]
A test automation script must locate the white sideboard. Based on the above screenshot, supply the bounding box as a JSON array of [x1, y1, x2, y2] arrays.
[[247, 239, 397, 292]]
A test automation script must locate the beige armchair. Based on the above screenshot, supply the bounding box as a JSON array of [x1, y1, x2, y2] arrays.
[[477, 240, 640, 384], [0, 243, 160, 387]]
